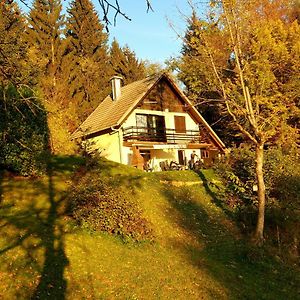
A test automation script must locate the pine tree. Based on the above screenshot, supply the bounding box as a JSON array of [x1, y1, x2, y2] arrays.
[[26, 0, 76, 154], [65, 0, 111, 123], [110, 39, 146, 85], [0, 1, 28, 84], [27, 0, 65, 95]]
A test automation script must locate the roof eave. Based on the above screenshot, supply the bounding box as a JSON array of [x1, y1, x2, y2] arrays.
[[71, 124, 120, 140]]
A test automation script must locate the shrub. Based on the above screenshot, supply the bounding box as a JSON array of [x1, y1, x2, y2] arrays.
[[0, 84, 49, 176], [215, 146, 300, 261], [68, 171, 153, 242]]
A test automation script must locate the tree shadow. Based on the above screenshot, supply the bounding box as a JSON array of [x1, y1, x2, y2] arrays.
[[0, 156, 83, 299], [197, 170, 233, 218], [31, 164, 69, 299], [162, 184, 300, 299]]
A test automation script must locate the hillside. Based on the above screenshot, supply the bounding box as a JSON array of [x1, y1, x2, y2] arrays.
[[0, 156, 299, 299]]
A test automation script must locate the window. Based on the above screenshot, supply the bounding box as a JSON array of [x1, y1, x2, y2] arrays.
[[201, 150, 209, 158], [136, 114, 166, 141]]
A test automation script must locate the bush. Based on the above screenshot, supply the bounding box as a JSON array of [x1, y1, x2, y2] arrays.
[[0, 84, 49, 176], [214, 146, 300, 261], [68, 170, 153, 242]]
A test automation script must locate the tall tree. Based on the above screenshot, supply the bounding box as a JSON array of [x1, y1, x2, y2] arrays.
[[180, 0, 300, 243], [110, 39, 146, 85], [27, 0, 65, 95], [0, 2, 49, 175], [177, 12, 239, 146], [65, 0, 111, 124], [0, 1, 28, 84], [26, 0, 76, 154]]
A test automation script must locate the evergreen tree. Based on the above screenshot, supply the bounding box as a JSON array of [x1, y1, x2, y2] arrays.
[[26, 0, 76, 154], [177, 12, 240, 146], [26, 0, 65, 95], [65, 0, 111, 123], [0, 3, 49, 175], [0, 1, 28, 84], [110, 39, 146, 85]]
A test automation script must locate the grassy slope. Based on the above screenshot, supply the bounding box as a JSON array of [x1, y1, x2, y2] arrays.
[[0, 157, 299, 299]]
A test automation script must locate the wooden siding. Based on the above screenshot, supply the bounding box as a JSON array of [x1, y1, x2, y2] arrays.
[[137, 78, 186, 113]]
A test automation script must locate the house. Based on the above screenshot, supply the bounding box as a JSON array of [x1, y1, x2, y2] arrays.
[[72, 73, 226, 170]]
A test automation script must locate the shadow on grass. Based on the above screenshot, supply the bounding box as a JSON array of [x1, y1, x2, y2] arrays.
[[197, 170, 234, 218], [162, 185, 300, 299], [0, 156, 84, 299]]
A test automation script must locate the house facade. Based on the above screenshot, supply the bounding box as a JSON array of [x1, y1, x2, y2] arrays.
[[72, 73, 226, 170]]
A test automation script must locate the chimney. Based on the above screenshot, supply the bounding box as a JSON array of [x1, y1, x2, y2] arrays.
[[110, 75, 123, 100]]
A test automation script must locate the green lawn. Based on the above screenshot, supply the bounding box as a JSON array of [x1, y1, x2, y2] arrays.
[[0, 157, 299, 299]]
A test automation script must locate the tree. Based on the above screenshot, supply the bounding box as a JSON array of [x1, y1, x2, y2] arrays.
[[180, 0, 300, 244], [27, 0, 65, 93], [0, 1, 29, 84], [26, 0, 76, 154], [65, 0, 111, 124], [0, 2, 49, 175], [110, 39, 146, 85], [144, 60, 164, 77], [177, 12, 240, 146]]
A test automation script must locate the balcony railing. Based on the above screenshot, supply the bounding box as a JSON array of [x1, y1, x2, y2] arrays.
[[122, 126, 204, 144]]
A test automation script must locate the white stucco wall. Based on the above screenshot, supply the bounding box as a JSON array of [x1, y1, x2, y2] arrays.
[[86, 131, 122, 163], [85, 109, 206, 169]]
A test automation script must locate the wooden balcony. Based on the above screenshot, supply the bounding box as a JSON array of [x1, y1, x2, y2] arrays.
[[122, 126, 205, 144]]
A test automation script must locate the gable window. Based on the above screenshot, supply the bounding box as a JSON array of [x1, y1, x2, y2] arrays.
[[174, 116, 186, 133]]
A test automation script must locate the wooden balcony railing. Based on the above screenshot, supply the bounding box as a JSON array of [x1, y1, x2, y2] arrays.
[[122, 126, 204, 143]]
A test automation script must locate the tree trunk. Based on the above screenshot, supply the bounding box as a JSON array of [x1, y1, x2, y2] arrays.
[[254, 142, 266, 245]]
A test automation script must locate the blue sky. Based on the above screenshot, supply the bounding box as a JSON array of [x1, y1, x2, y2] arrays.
[[19, 0, 208, 65], [93, 1, 194, 65]]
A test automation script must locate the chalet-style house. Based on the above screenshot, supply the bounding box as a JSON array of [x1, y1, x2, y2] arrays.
[[72, 73, 226, 170]]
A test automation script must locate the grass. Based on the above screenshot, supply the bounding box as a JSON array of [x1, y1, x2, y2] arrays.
[[0, 156, 299, 299]]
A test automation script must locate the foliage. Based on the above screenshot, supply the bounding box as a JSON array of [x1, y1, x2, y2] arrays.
[[217, 146, 300, 208], [69, 166, 153, 241], [0, 1, 29, 85], [26, 0, 78, 154], [178, 0, 300, 242], [110, 39, 146, 85], [27, 0, 65, 88], [178, 5, 300, 147], [0, 84, 49, 175], [215, 146, 300, 258], [65, 0, 111, 124]]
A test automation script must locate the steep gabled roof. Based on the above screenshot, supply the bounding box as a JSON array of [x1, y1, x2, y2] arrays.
[[71, 73, 225, 150], [71, 74, 160, 139]]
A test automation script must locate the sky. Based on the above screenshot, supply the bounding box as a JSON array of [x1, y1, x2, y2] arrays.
[[19, 0, 208, 65], [93, 0, 195, 65]]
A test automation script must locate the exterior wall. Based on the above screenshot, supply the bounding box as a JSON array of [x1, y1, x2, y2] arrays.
[[84, 78, 223, 169], [122, 108, 199, 132], [85, 109, 221, 169], [86, 131, 122, 163], [137, 78, 186, 113], [148, 148, 201, 170]]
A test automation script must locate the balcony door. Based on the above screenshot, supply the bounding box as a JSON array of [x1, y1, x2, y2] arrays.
[[136, 114, 166, 141]]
